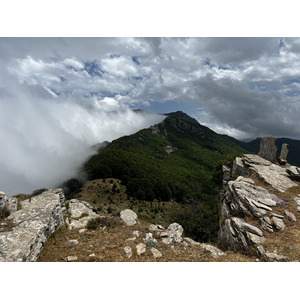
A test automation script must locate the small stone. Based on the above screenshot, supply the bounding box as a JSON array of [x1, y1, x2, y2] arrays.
[[67, 239, 79, 245], [200, 244, 225, 258], [66, 256, 78, 262], [136, 243, 146, 256], [132, 230, 139, 237], [124, 246, 132, 258], [150, 248, 162, 258], [89, 253, 96, 257], [265, 252, 287, 262], [184, 237, 201, 246], [127, 237, 136, 241], [284, 210, 297, 222]]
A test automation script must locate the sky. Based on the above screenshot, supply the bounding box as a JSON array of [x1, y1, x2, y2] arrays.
[[1, 37, 300, 194]]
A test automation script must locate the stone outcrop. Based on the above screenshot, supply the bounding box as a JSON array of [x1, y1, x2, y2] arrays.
[[233, 154, 297, 193], [65, 199, 98, 230], [279, 143, 289, 161], [0, 189, 65, 262], [120, 209, 138, 226], [258, 136, 277, 162], [0, 191, 18, 215], [220, 138, 300, 257]]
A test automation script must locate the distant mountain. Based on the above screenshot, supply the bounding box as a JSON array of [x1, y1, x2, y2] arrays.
[[238, 137, 300, 167]]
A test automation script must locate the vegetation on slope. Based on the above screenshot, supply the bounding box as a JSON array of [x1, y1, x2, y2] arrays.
[[63, 111, 247, 242]]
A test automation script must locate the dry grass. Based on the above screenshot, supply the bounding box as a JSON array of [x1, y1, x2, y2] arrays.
[[37, 218, 256, 262]]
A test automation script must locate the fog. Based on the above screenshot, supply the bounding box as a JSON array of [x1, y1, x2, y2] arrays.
[[0, 82, 165, 196]]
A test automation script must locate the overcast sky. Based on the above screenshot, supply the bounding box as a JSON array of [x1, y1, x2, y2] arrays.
[[1, 37, 300, 194]]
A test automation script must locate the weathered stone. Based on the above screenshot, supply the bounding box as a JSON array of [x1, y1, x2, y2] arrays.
[[280, 144, 289, 161], [272, 216, 286, 231], [200, 244, 225, 258], [66, 256, 78, 261], [294, 197, 300, 206], [242, 154, 298, 192], [0, 190, 65, 262], [136, 243, 146, 255], [222, 165, 231, 181], [0, 191, 7, 211], [67, 199, 98, 230], [260, 217, 274, 233], [132, 230, 139, 237], [284, 210, 296, 222], [184, 237, 201, 246], [220, 217, 266, 251], [67, 239, 79, 245], [224, 176, 276, 217], [286, 166, 300, 181], [150, 248, 162, 258], [149, 224, 164, 231], [161, 223, 184, 244], [144, 232, 157, 244], [89, 253, 96, 257], [256, 245, 266, 258], [246, 232, 266, 244], [120, 209, 138, 226], [6, 197, 17, 214], [258, 137, 277, 162], [265, 252, 287, 262], [124, 246, 132, 258]]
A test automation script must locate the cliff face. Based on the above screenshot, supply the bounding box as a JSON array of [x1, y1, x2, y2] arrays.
[[219, 152, 300, 261]]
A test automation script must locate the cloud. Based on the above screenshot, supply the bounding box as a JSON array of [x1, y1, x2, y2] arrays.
[[0, 77, 165, 196]]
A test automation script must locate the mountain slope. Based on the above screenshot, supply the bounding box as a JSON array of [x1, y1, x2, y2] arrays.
[[83, 111, 247, 203], [63, 111, 248, 242]]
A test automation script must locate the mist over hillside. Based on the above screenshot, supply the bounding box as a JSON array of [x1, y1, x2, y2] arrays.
[[0, 89, 165, 196]]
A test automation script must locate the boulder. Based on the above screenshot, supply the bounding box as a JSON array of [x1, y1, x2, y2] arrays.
[[258, 137, 277, 162], [0, 190, 65, 262], [120, 209, 138, 226], [161, 223, 184, 245], [66, 199, 98, 230]]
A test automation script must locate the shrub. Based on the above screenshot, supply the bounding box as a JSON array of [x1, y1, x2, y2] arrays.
[[0, 206, 10, 219], [86, 217, 101, 230], [145, 239, 158, 248], [31, 188, 48, 197]]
